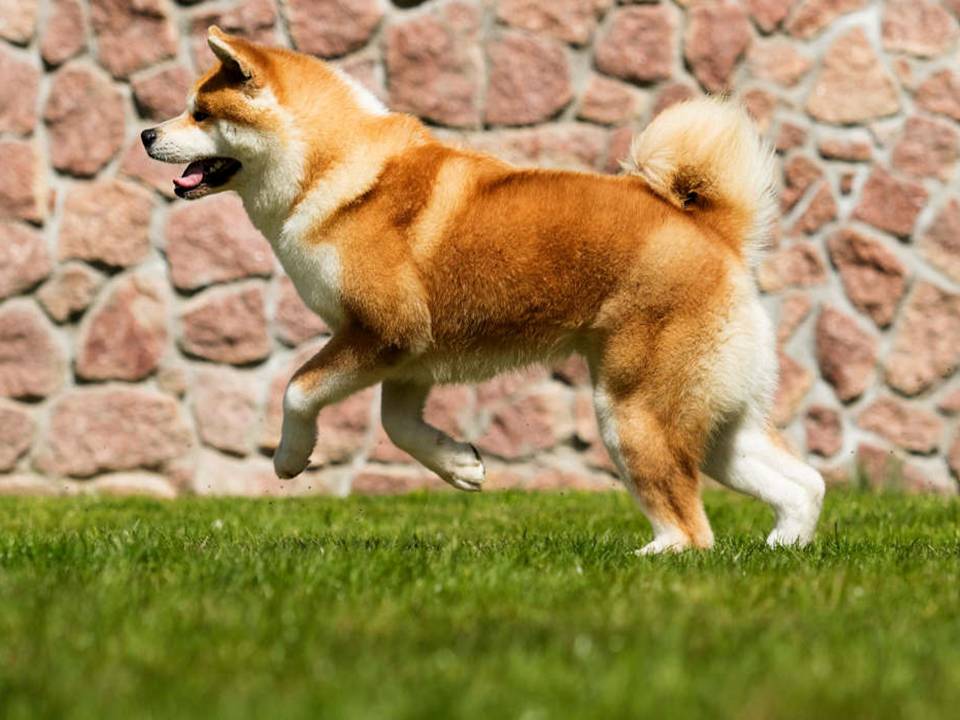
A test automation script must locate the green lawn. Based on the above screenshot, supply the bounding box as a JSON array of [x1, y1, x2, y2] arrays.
[[0, 490, 958, 720]]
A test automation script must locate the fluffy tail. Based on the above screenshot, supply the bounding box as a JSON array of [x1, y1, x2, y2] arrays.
[[625, 97, 776, 266]]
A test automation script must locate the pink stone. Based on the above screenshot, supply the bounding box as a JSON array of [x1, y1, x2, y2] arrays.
[[131, 64, 193, 121], [578, 75, 642, 125], [741, 87, 777, 134], [882, 0, 959, 58], [0, 222, 51, 300], [59, 179, 153, 268], [274, 276, 329, 347], [827, 228, 907, 328], [684, 0, 751, 93], [497, 0, 606, 45], [86, 473, 178, 499], [119, 141, 184, 199], [190, 450, 281, 496], [0, 301, 64, 399], [179, 284, 271, 365], [36, 263, 103, 323], [191, 367, 259, 455], [853, 166, 928, 239], [855, 443, 939, 493], [748, 38, 811, 87], [773, 351, 812, 426], [805, 405, 842, 457], [459, 124, 608, 172], [791, 183, 837, 236], [775, 122, 808, 153], [652, 82, 698, 118], [859, 397, 943, 454], [780, 155, 824, 212], [189, 0, 277, 71], [805, 28, 900, 124], [552, 355, 590, 386], [757, 242, 827, 293], [89, 0, 177, 78], [949, 433, 960, 482], [787, 0, 868, 39], [817, 132, 873, 161], [40, 0, 86, 66], [386, 13, 481, 128], [39, 387, 191, 477], [0, 401, 33, 471], [486, 32, 572, 126], [891, 115, 959, 181], [76, 272, 169, 382], [777, 293, 813, 344], [286, 0, 382, 58], [595, 5, 674, 84], [476, 366, 550, 407], [352, 467, 447, 495], [815, 306, 876, 402], [476, 389, 570, 459], [921, 198, 960, 284], [0, 140, 44, 223], [165, 195, 273, 290], [747, 0, 795, 32], [938, 388, 960, 415], [0, 476, 62, 496], [44, 64, 125, 176], [885, 282, 960, 396], [916, 70, 960, 121], [0, 0, 38, 44], [0, 46, 39, 134], [603, 125, 632, 174]]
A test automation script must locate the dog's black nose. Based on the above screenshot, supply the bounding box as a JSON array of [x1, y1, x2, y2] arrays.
[[140, 128, 158, 149]]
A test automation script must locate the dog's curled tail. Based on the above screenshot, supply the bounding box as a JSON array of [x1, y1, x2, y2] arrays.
[[625, 97, 776, 267]]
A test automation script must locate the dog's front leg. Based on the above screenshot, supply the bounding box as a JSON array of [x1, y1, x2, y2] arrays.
[[274, 328, 386, 479]]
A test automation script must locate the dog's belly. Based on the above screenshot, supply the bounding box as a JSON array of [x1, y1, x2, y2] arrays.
[[394, 337, 583, 386]]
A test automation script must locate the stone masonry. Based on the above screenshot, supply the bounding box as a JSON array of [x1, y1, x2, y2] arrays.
[[1, 0, 959, 498]]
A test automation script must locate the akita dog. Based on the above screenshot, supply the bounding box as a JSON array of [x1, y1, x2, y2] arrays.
[[143, 27, 824, 553]]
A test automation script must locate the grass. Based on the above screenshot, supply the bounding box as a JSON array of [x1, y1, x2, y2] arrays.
[[0, 490, 958, 720]]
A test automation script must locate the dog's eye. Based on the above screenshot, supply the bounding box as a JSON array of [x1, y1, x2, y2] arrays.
[[192, 110, 210, 123]]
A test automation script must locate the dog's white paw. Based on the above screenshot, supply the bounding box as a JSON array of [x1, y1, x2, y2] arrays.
[[440, 444, 485, 492], [273, 418, 316, 480], [766, 525, 813, 549], [635, 537, 689, 556]]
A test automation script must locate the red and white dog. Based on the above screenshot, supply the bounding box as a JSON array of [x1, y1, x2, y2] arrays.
[[143, 27, 824, 553]]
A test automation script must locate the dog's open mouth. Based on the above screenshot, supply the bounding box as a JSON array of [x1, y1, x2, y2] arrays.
[[173, 157, 242, 199]]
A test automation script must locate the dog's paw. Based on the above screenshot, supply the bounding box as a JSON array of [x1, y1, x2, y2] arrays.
[[635, 538, 689, 556], [273, 445, 311, 479], [766, 525, 813, 549], [441, 444, 485, 492], [273, 420, 316, 480]]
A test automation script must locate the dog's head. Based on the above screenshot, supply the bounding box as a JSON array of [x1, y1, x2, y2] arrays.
[[141, 27, 384, 201]]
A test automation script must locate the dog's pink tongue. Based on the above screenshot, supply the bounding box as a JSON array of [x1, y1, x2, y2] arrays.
[[173, 161, 204, 189]]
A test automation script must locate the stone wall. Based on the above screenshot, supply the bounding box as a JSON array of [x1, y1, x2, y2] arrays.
[[1, 0, 959, 498]]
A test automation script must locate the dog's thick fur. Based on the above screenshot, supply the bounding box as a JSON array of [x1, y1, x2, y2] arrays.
[[144, 28, 825, 553]]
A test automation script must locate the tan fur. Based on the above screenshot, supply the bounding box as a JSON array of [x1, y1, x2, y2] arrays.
[[143, 29, 825, 552]]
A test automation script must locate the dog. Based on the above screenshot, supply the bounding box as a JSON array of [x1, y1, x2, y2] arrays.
[[142, 27, 825, 553]]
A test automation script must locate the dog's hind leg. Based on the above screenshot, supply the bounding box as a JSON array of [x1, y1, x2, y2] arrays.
[[381, 381, 485, 491], [703, 415, 825, 547], [594, 385, 714, 554]]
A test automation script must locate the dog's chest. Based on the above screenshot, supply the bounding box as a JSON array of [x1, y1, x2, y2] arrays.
[[271, 229, 345, 329]]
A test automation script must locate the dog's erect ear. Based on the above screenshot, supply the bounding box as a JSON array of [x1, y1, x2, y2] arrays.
[[208, 26, 254, 81]]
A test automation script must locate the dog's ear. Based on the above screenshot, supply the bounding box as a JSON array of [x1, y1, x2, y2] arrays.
[[208, 26, 255, 81]]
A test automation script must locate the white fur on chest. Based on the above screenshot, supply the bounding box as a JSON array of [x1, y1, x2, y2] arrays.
[[274, 229, 345, 328]]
